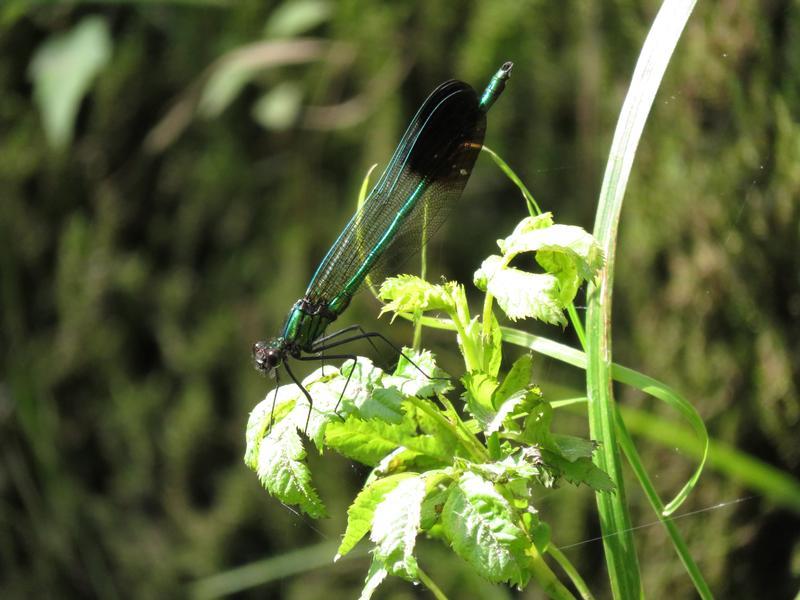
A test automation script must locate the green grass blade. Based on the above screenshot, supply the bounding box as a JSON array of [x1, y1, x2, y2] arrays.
[[613, 410, 713, 599], [585, 1, 696, 596], [481, 146, 540, 216], [356, 163, 380, 298], [618, 406, 800, 513]]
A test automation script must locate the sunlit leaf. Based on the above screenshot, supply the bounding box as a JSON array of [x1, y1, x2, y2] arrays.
[[493, 354, 533, 408], [475, 255, 567, 326], [378, 276, 459, 320], [441, 472, 531, 587], [336, 472, 417, 560], [370, 475, 426, 580], [255, 418, 326, 517], [243, 384, 300, 468], [325, 417, 409, 466], [358, 557, 388, 600], [461, 372, 498, 427], [383, 347, 452, 397]]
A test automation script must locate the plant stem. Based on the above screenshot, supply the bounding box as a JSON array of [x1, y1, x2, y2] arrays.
[[437, 395, 490, 462], [481, 292, 495, 341], [548, 545, 595, 600], [527, 544, 576, 600], [406, 396, 487, 462], [418, 567, 448, 600]]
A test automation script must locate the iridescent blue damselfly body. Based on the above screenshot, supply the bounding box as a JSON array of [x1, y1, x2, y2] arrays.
[[253, 62, 513, 429]]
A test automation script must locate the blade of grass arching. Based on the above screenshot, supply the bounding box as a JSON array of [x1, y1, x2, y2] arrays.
[[481, 146, 540, 216], [586, 1, 696, 596], [618, 406, 800, 513], [613, 409, 713, 599], [413, 202, 429, 350], [356, 164, 380, 299], [554, 397, 800, 513]]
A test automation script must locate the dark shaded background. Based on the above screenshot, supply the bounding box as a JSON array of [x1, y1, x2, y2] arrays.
[[1, 1, 798, 598]]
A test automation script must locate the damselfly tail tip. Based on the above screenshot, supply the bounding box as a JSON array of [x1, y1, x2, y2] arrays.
[[501, 61, 513, 74]]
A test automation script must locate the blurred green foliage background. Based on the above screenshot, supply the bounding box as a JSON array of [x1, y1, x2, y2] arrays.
[[1, 1, 798, 598]]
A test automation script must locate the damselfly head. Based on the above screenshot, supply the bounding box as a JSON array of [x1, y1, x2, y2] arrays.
[[252, 339, 283, 374]]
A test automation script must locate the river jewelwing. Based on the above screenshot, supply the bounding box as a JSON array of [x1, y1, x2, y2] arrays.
[[253, 62, 513, 427]]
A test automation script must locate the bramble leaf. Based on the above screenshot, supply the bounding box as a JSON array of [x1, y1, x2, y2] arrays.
[[486, 390, 529, 435], [255, 418, 326, 518], [543, 451, 615, 492], [474, 214, 603, 326], [378, 275, 460, 320], [370, 475, 426, 580], [551, 433, 598, 462], [244, 384, 300, 469], [358, 557, 389, 600], [325, 417, 412, 466], [384, 347, 452, 397], [337, 473, 418, 560], [493, 354, 533, 408], [326, 414, 449, 466], [441, 472, 531, 587], [475, 255, 567, 325], [462, 372, 498, 428]]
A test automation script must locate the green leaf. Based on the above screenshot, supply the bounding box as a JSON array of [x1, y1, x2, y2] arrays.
[[475, 255, 567, 326], [358, 557, 388, 600], [28, 16, 112, 150], [255, 418, 326, 518], [383, 347, 452, 397], [378, 276, 459, 320], [482, 310, 503, 378], [419, 470, 454, 531], [521, 398, 554, 446], [461, 372, 498, 428], [339, 357, 386, 400], [325, 417, 410, 466], [336, 473, 418, 560], [367, 447, 421, 483], [325, 414, 449, 466], [486, 390, 529, 435], [493, 355, 533, 408], [441, 472, 531, 587], [544, 451, 615, 492], [311, 357, 398, 423], [264, 0, 331, 38], [464, 448, 543, 485], [370, 475, 426, 580], [243, 384, 300, 468], [498, 215, 603, 279], [474, 215, 603, 326], [252, 82, 303, 130], [360, 387, 405, 423], [551, 434, 598, 462]]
